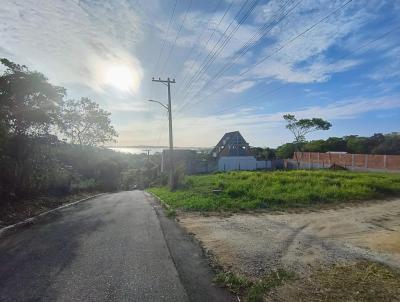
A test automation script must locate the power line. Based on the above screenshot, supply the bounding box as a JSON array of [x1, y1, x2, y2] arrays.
[[174, 0, 234, 100], [174, 0, 225, 97], [180, 0, 260, 98], [174, 0, 239, 100], [178, 0, 303, 113], [176, 0, 258, 104], [153, 0, 178, 73], [160, 0, 193, 75], [178, 0, 354, 114], [211, 24, 400, 115]]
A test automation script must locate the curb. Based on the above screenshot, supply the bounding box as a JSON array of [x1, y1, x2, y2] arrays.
[[0, 193, 105, 239], [145, 191, 171, 210]]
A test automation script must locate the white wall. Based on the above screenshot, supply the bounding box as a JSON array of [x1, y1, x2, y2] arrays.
[[217, 157, 281, 171], [218, 156, 257, 171]]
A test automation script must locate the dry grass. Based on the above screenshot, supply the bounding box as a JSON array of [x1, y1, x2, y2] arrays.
[[274, 261, 400, 302]]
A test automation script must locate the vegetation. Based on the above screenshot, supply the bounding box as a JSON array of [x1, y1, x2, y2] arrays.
[[58, 97, 117, 146], [148, 170, 400, 211], [275, 132, 400, 159], [0, 58, 161, 208], [214, 270, 295, 302], [283, 114, 331, 167], [293, 261, 400, 301]]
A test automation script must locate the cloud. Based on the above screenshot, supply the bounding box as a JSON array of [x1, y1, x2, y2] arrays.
[[227, 80, 256, 93], [0, 0, 143, 92], [244, 0, 370, 83], [116, 96, 400, 147], [251, 58, 358, 83], [173, 0, 379, 103]]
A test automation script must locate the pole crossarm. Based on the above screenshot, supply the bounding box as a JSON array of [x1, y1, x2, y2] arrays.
[[152, 77, 176, 84]]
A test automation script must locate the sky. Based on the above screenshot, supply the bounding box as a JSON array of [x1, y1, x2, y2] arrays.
[[1, 0, 399, 148]]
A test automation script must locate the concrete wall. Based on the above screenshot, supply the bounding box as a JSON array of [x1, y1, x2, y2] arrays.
[[288, 152, 400, 172], [218, 156, 257, 171], [217, 156, 284, 171]]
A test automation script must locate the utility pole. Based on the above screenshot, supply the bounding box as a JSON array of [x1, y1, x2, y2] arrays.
[[142, 149, 151, 162], [148, 77, 176, 190]]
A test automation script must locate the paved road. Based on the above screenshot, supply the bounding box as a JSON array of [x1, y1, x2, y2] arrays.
[[0, 191, 189, 302]]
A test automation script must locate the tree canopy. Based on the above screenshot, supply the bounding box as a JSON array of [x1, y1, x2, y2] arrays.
[[0, 58, 66, 136], [59, 97, 117, 146], [0, 58, 123, 201], [283, 114, 332, 143]]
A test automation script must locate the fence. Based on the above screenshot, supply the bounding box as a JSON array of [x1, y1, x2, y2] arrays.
[[285, 152, 400, 172]]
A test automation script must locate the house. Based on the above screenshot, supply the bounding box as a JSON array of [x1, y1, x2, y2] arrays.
[[212, 131, 269, 171]]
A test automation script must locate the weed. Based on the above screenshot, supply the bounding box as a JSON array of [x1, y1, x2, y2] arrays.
[[165, 208, 176, 218], [294, 261, 400, 301], [214, 270, 295, 301], [148, 170, 400, 211], [214, 272, 251, 295]]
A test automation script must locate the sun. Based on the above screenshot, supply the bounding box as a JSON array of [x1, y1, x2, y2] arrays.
[[104, 64, 139, 92]]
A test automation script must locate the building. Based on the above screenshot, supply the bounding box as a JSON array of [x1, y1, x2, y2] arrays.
[[212, 131, 272, 171]]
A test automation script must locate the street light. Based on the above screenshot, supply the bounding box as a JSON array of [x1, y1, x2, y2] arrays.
[[147, 99, 168, 110], [147, 98, 175, 189]]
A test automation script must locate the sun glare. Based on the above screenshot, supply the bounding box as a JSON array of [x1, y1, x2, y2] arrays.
[[104, 64, 140, 92]]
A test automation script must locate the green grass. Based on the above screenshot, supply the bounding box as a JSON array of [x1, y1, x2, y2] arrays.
[[214, 269, 295, 302], [148, 170, 400, 211]]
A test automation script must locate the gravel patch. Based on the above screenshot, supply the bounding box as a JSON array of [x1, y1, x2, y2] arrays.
[[178, 199, 400, 279]]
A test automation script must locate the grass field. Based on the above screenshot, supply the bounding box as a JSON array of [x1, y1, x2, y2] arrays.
[[148, 170, 400, 211]]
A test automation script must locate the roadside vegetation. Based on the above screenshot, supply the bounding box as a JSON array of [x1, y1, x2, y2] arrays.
[[213, 261, 400, 301], [279, 261, 400, 301], [0, 58, 162, 226], [148, 170, 400, 211], [252, 132, 400, 160], [214, 269, 295, 302]]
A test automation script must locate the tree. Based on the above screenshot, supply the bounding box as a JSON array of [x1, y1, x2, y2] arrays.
[[303, 140, 327, 152], [276, 143, 297, 159], [325, 137, 347, 151], [250, 147, 277, 160], [59, 97, 117, 146], [371, 132, 400, 155], [345, 135, 368, 154], [283, 114, 331, 168], [0, 58, 65, 136], [0, 59, 66, 198]]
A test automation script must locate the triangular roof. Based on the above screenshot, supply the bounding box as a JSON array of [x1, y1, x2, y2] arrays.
[[212, 131, 252, 157]]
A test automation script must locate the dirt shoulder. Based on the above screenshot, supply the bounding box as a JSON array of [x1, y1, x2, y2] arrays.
[[0, 192, 100, 228], [178, 199, 400, 300]]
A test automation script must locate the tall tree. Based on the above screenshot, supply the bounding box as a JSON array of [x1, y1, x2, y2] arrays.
[[59, 97, 117, 146], [0, 59, 66, 198], [0, 58, 66, 136], [283, 114, 331, 168]]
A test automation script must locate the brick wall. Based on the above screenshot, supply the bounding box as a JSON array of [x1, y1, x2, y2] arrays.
[[292, 152, 400, 171]]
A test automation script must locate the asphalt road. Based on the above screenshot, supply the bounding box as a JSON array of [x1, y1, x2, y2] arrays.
[[0, 191, 190, 302]]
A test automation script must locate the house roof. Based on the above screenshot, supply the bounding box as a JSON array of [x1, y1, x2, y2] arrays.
[[212, 131, 252, 157]]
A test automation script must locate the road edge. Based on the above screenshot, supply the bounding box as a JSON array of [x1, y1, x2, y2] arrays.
[[0, 193, 106, 239], [144, 191, 236, 302]]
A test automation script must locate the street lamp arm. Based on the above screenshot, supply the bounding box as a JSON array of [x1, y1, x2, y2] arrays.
[[147, 99, 168, 110]]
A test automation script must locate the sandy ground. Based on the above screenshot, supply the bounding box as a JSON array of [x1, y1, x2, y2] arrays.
[[178, 199, 400, 279]]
